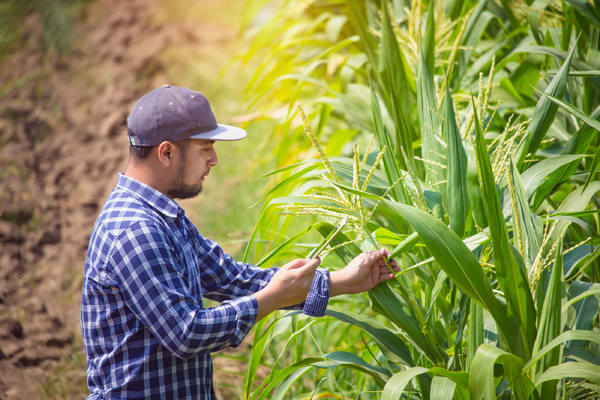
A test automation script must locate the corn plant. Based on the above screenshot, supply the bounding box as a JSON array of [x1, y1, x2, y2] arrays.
[[241, 0, 600, 398]]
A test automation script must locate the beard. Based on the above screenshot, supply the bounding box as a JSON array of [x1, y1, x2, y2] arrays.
[[167, 162, 205, 200]]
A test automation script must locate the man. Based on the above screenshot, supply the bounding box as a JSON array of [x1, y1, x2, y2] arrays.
[[81, 85, 398, 399]]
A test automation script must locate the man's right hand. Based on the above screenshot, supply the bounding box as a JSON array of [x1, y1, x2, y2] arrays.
[[253, 258, 321, 322]]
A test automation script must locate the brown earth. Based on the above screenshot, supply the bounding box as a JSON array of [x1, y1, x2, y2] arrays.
[[0, 1, 251, 398]]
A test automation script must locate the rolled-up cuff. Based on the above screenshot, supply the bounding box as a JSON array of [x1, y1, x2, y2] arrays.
[[303, 268, 330, 317], [223, 295, 258, 347]]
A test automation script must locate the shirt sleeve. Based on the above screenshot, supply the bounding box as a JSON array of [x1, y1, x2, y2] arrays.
[[198, 237, 330, 317], [106, 221, 256, 359]]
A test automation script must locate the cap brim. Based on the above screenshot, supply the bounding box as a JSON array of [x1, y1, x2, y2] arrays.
[[189, 124, 247, 141]]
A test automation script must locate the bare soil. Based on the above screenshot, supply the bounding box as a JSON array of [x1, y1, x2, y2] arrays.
[[0, 1, 249, 398]]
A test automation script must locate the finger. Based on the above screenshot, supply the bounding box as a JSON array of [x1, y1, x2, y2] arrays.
[[298, 257, 321, 274], [284, 258, 309, 270], [364, 248, 386, 264]]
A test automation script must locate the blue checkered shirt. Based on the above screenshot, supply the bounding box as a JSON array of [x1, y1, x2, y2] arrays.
[[81, 174, 330, 399]]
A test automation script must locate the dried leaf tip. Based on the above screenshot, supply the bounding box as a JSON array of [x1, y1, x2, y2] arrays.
[[297, 104, 338, 182]]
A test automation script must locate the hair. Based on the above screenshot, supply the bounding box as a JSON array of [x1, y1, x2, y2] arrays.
[[128, 129, 190, 161]]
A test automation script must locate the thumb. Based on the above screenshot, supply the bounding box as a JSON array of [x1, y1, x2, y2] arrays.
[[298, 257, 321, 273], [282, 258, 309, 270]]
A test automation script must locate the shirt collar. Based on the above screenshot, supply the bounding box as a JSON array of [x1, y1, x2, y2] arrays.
[[116, 173, 182, 219]]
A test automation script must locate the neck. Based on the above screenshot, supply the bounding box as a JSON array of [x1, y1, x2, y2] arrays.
[[124, 160, 171, 198]]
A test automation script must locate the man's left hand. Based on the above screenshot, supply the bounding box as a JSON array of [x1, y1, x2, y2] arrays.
[[328, 248, 399, 296]]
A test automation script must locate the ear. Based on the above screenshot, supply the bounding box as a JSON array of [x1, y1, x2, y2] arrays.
[[157, 141, 176, 167]]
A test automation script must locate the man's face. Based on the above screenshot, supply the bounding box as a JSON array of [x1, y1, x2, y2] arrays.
[[167, 139, 218, 200]]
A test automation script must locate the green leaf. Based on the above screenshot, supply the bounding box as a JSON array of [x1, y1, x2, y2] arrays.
[[472, 97, 535, 359], [381, 367, 430, 400], [469, 344, 536, 400], [325, 306, 415, 367], [531, 237, 563, 398], [467, 300, 484, 372], [507, 157, 543, 268], [561, 284, 600, 314], [252, 163, 322, 207], [430, 376, 457, 400], [369, 283, 444, 364], [524, 330, 600, 371], [533, 87, 600, 133], [464, 140, 487, 228], [378, 0, 413, 164], [383, 200, 521, 356], [544, 182, 600, 259], [389, 232, 420, 260], [417, 51, 446, 199], [244, 318, 274, 399], [510, 154, 588, 207], [267, 366, 312, 400], [536, 362, 600, 386], [256, 223, 318, 267], [526, 43, 576, 158], [428, 368, 469, 389], [370, 85, 409, 204], [584, 141, 600, 191], [445, 84, 470, 238], [422, 3, 436, 77], [314, 221, 362, 264]]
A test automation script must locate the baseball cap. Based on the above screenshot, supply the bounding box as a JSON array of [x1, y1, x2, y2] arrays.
[[126, 85, 246, 146]]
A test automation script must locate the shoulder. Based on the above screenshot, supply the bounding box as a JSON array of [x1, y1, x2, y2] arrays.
[[87, 189, 176, 265]]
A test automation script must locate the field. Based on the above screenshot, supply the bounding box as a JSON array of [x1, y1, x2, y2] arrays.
[[1, 0, 600, 399]]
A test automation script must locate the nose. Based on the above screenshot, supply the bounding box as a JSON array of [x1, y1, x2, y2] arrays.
[[208, 148, 218, 167]]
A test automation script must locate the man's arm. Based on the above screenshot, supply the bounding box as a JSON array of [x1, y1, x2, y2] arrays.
[[198, 236, 329, 317], [253, 248, 398, 323], [108, 222, 258, 358]]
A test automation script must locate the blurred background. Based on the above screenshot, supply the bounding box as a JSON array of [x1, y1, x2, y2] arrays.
[[0, 0, 272, 398]]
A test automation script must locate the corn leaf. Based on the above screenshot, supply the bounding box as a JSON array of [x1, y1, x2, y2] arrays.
[[369, 283, 444, 364], [507, 157, 542, 268], [464, 140, 487, 228], [428, 368, 469, 389], [381, 367, 430, 400], [430, 376, 457, 400], [534, 104, 600, 209], [389, 231, 420, 260], [566, 282, 600, 349], [506, 154, 588, 210], [417, 51, 446, 199], [370, 86, 409, 203], [469, 344, 536, 400], [535, 362, 600, 386], [544, 182, 600, 258], [524, 330, 600, 371], [258, 366, 312, 400], [378, 0, 413, 164], [472, 97, 535, 359], [467, 300, 484, 372], [526, 43, 576, 157], [383, 200, 521, 356], [444, 84, 469, 238], [584, 140, 600, 191], [532, 238, 563, 397], [325, 306, 415, 367], [422, 3, 435, 77], [244, 318, 275, 400]]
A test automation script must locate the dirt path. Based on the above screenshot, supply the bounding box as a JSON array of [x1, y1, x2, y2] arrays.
[[0, 1, 249, 398]]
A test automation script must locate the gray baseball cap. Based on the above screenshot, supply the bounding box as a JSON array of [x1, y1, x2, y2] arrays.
[[127, 85, 246, 146]]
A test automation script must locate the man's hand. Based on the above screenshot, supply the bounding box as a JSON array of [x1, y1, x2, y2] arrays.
[[329, 248, 399, 296], [254, 258, 321, 322]]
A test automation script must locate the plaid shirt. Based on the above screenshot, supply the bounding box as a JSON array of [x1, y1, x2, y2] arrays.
[[81, 174, 330, 399]]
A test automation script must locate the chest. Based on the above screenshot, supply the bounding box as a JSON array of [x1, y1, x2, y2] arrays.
[[170, 219, 204, 301]]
